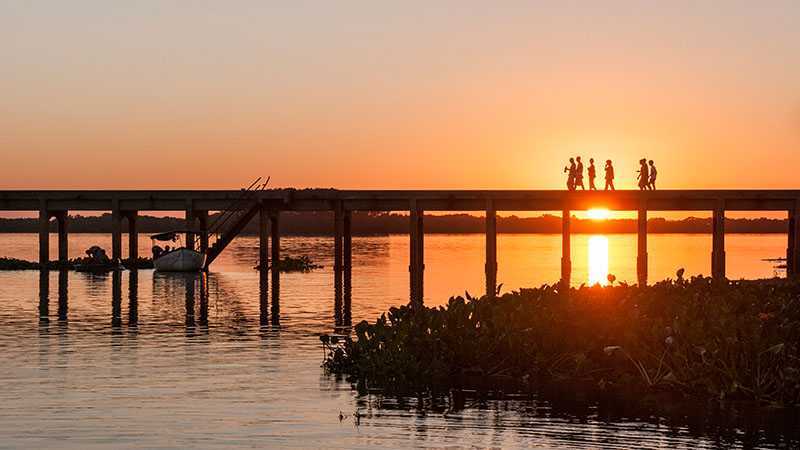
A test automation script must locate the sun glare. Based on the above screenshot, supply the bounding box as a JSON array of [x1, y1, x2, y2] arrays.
[[588, 209, 610, 220], [588, 235, 609, 286]]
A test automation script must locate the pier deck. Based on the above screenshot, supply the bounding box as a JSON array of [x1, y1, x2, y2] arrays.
[[2, 189, 799, 301]]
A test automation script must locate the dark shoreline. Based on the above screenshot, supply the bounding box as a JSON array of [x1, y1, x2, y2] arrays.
[[0, 212, 791, 235]]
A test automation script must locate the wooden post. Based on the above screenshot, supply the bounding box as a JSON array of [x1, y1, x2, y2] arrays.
[[54, 211, 68, 262], [259, 207, 269, 269], [788, 209, 795, 275], [561, 204, 571, 283], [343, 210, 352, 290], [112, 199, 122, 261], [185, 202, 196, 252], [198, 211, 209, 254], [270, 212, 280, 273], [127, 211, 138, 260], [712, 199, 726, 279], [409, 199, 423, 303], [334, 200, 343, 283], [791, 203, 800, 277], [486, 198, 497, 297], [637, 198, 648, 285], [39, 200, 49, 264]]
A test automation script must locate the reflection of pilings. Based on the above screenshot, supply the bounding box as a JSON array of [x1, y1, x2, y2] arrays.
[[111, 270, 122, 330], [128, 270, 138, 327], [485, 198, 497, 297], [271, 270, 280, 326], [637, 198, 648, 285], [38, 270, 49, 322], [334, 202, 343, 308], [561, 204, 571, 283], [259, 269, 269, 326], [343, 211, 352, 327], [58, 270, 68, 323], [185, 275, 196, 328], [199, 272, 208, 328], [712, 200, 726, 279], [270, 212, 280, 325]]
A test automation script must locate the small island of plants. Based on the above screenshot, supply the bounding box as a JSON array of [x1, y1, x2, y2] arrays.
[[322, 277, 800, 406]]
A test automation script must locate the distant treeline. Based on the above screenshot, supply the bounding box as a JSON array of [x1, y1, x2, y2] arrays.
[[0, 212, 790, 235]]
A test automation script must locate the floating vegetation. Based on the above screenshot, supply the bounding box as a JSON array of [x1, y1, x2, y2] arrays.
[[255, 255, 323, 272], [0, 256, 153, 270], [322, 277, 800, 406]]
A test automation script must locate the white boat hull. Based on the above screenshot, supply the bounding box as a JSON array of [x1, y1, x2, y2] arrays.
[[154, 248, 206, 271]]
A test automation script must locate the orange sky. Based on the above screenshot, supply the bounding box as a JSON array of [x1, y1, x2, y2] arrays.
[[1, 2, 799, 192]]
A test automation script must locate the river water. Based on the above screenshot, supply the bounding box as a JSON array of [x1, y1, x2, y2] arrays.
[[0, 233, 797, 449]]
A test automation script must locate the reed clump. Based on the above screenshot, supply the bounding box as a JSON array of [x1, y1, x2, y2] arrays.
[[322, 277, 800, 406]]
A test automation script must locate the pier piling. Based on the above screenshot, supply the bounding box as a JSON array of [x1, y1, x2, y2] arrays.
[[712, 200, 726, 279], [125, 211, 138, 259], [561, 205, 571, 284], [112, 200, 122, 261], [486, 198, 497, 297], [637, 199, 648, 285]]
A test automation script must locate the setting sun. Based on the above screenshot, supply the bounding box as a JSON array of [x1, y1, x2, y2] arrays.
[[588, 209, 610, 220]]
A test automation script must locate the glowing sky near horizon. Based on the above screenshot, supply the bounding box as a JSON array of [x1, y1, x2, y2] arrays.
[[1, 1, 799, 191]]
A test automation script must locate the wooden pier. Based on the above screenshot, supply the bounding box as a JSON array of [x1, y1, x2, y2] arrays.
[[3, 189, 800, 301]]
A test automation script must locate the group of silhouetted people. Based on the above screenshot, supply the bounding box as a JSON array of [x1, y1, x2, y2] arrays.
[[637, 159, 657, 190], [564, 157, 616, 191], [564, 157, 656, 190]]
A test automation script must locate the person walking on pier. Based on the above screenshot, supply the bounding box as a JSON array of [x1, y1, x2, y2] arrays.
[[587, 158, 597, 190], [575, 156, 585, 190], [604, 160, 615, 190], [564, 157, 576, 190], [637, 158, 649, 190], [648, 160, 657, 190]]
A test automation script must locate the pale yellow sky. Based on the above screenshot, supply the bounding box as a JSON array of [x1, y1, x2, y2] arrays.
[[1, 1, 798, 191]]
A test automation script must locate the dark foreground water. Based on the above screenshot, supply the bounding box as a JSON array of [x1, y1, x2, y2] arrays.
[[0, 233, 797, 448]]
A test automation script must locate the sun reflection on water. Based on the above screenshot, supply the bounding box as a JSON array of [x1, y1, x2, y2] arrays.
[[589, 235, 609, 285]]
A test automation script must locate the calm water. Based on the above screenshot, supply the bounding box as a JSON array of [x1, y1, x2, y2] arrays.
[[0, 233, 796, 449]]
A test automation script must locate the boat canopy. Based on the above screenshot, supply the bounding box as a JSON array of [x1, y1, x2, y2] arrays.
[[150, 230, 194, 241]]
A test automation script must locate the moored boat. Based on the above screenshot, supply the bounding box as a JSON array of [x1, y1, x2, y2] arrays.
[[150, 230, 206, 272]]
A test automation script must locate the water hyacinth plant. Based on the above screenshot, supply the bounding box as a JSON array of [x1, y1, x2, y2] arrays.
[[322, 277, 800, 406]]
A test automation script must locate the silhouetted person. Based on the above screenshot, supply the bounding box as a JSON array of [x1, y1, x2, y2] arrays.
[[587, 158, 597, 190], [152, 245, 163, 259], [604, 160, 615, 190], [648, 160, 657, 190], [575, 156, 585, 190], [164, 245, 171, 254], [564, 157, 576, 190], [637, 158, 649, 190]]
